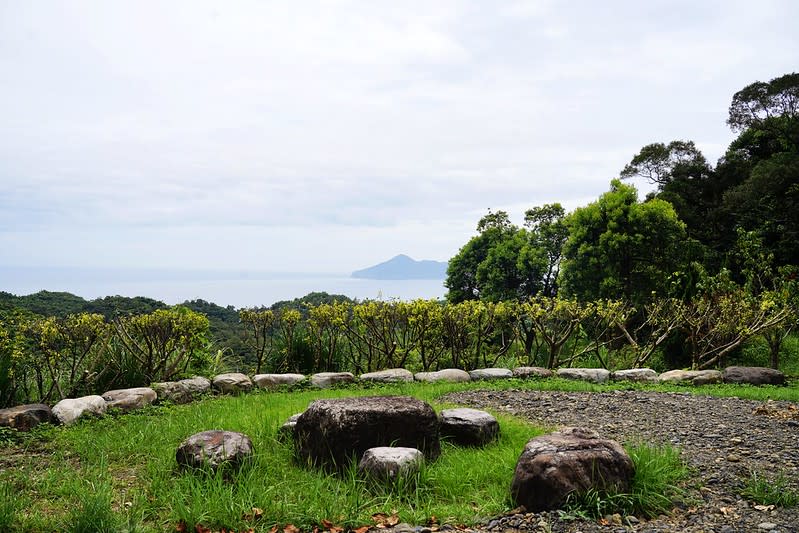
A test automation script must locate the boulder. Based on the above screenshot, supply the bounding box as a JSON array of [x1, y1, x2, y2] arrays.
[[212, 373, 253, 394], [556, 368, 611, 384], [277, 413, 301, 443], [658, 369, 722, 385], [511, 427, 634, 512], [176, 430, 254, 470], [0, 403, 54, 431], [512, 367, 554, 379], [722, 366, 785, 386], [295, 396, 440, 470], [611, 368, 659, 383], [439, 408, 499, 447], [153, 377, 211, 404], [52, 395, 107, 425], [360, 368, 414, 383], [413, 369, 471, 383], [180, 376, 212, 395], [102, 387, 157, 412], [309, 372, 356, 388], [358, 447, 424, 482], [469, 368, 513, 380], [253, 373, 306, 389]]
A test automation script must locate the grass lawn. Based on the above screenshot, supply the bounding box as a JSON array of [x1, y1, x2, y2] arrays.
[[2, 378, 795, 532]]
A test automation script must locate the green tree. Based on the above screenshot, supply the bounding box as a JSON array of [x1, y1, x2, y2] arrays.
[[446, 210, 517, 303], [239, 308, 275, 373], [560, 180, 689, 303]]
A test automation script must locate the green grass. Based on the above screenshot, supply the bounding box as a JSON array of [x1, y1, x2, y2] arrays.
[[3, 377, 795, 531], [562, 441, 687, 520], [741, 470, 799, 508]]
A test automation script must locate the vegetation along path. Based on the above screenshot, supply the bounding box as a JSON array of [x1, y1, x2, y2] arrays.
[[444, 388, 799, 533]]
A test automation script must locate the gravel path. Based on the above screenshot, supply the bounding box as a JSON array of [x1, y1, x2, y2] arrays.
[[441, 389, 799, 533]]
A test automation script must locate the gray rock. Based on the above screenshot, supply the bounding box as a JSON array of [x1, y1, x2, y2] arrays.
[[611, 368, 659, 383], [512, 367, 554, 379], [360, 368, 414, 383], [151, 381, 193, 404], [277, 413, 301, 443], [212, 372, 253, 394], [357, 446, 424, 481], [175, 430, 254, 470], [414, 368, 471, 383], [658, 369, 722, 385], [758, 523, 778, 531], [722, 366, 785, 386], [0, 403, 54, 431], [252, 373, 306, 389], [556, 368, 611, 384], [440, 408, 499, 446], [52, 395, 107, 425], [309, 372, 355, 388], [294, 396, 440, 470], [511, 427, 634, 512], [180, 376, 212, 394], [102, 387, 157, 412], [153, 376, 212, 404], [469, 368, 513, 380]]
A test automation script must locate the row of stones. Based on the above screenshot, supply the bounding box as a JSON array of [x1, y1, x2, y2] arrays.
[[0, 365, 784, 431]]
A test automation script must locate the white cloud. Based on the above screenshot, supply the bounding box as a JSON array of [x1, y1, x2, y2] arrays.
[[0, 0, 797, 276]]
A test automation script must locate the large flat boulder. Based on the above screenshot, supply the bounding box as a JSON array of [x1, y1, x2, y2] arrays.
[[0, 403, 54, 431], [360, 368, 414, 383], [52, 395, 107, 425], [176, 430, 254, 470], [611, 368, 658, 383], [440, 408, 499, 447], [358, 447, 424, 482], [512, 367, 554, 379], [414, 369, 471, 383], [310, 372, 355, 388], [658, 369, 722, 385], [511, 427, 634, 512], [102, 387, 157, 412], [180, 376, 212, 394], [469, 368, 513, 381], [212, 373, 253, 394], [722, 366, 785, 385], [253, 373, 306, 389], [294, 396, 440, 470], [556, 368, 611, 384]]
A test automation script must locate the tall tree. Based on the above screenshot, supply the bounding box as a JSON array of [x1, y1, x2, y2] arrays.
[[559, 180, 689, 303]]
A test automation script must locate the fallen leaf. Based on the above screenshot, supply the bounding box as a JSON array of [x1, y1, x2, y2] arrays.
[[176, 521, 189, 533], [386, 514, 399, 527], [284, 524, 301, 533], [598, 518, 610, 526], [322, 519, 335, 529], [426, 516, 439, 526], [754, 504, 776, 512], [243, 507, 264, 521], [194, 525, 211, 533], [353, 526, 370, 533], [330, 527, 343, 533], [269, 526, 279, 533]]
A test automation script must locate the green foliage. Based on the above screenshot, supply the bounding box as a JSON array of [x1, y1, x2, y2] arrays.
[[560, 180, 689, 303], [741, 470, 799, 507]]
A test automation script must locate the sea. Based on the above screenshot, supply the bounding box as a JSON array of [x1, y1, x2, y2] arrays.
[[0, 266, 447, 308]]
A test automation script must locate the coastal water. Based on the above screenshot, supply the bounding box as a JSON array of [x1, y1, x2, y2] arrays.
[[0, 267, 447, 308]]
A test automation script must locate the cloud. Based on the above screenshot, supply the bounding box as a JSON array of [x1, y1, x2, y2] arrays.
[[1, 0, 797, 272]]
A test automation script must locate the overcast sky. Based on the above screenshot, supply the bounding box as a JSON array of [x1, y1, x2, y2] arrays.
[[1, 0, 797, 274]]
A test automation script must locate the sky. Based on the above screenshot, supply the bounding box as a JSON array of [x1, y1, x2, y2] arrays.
[[1, 0, 798, 275]]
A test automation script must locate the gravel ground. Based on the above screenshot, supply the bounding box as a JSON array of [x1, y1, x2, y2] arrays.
[[439, 389, 799, 533]]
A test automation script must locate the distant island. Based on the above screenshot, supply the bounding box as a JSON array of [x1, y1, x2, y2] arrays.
[[351, 254, 448, 280]]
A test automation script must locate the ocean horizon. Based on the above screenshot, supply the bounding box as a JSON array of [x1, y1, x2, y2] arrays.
[[0, 266, 447, 308]]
